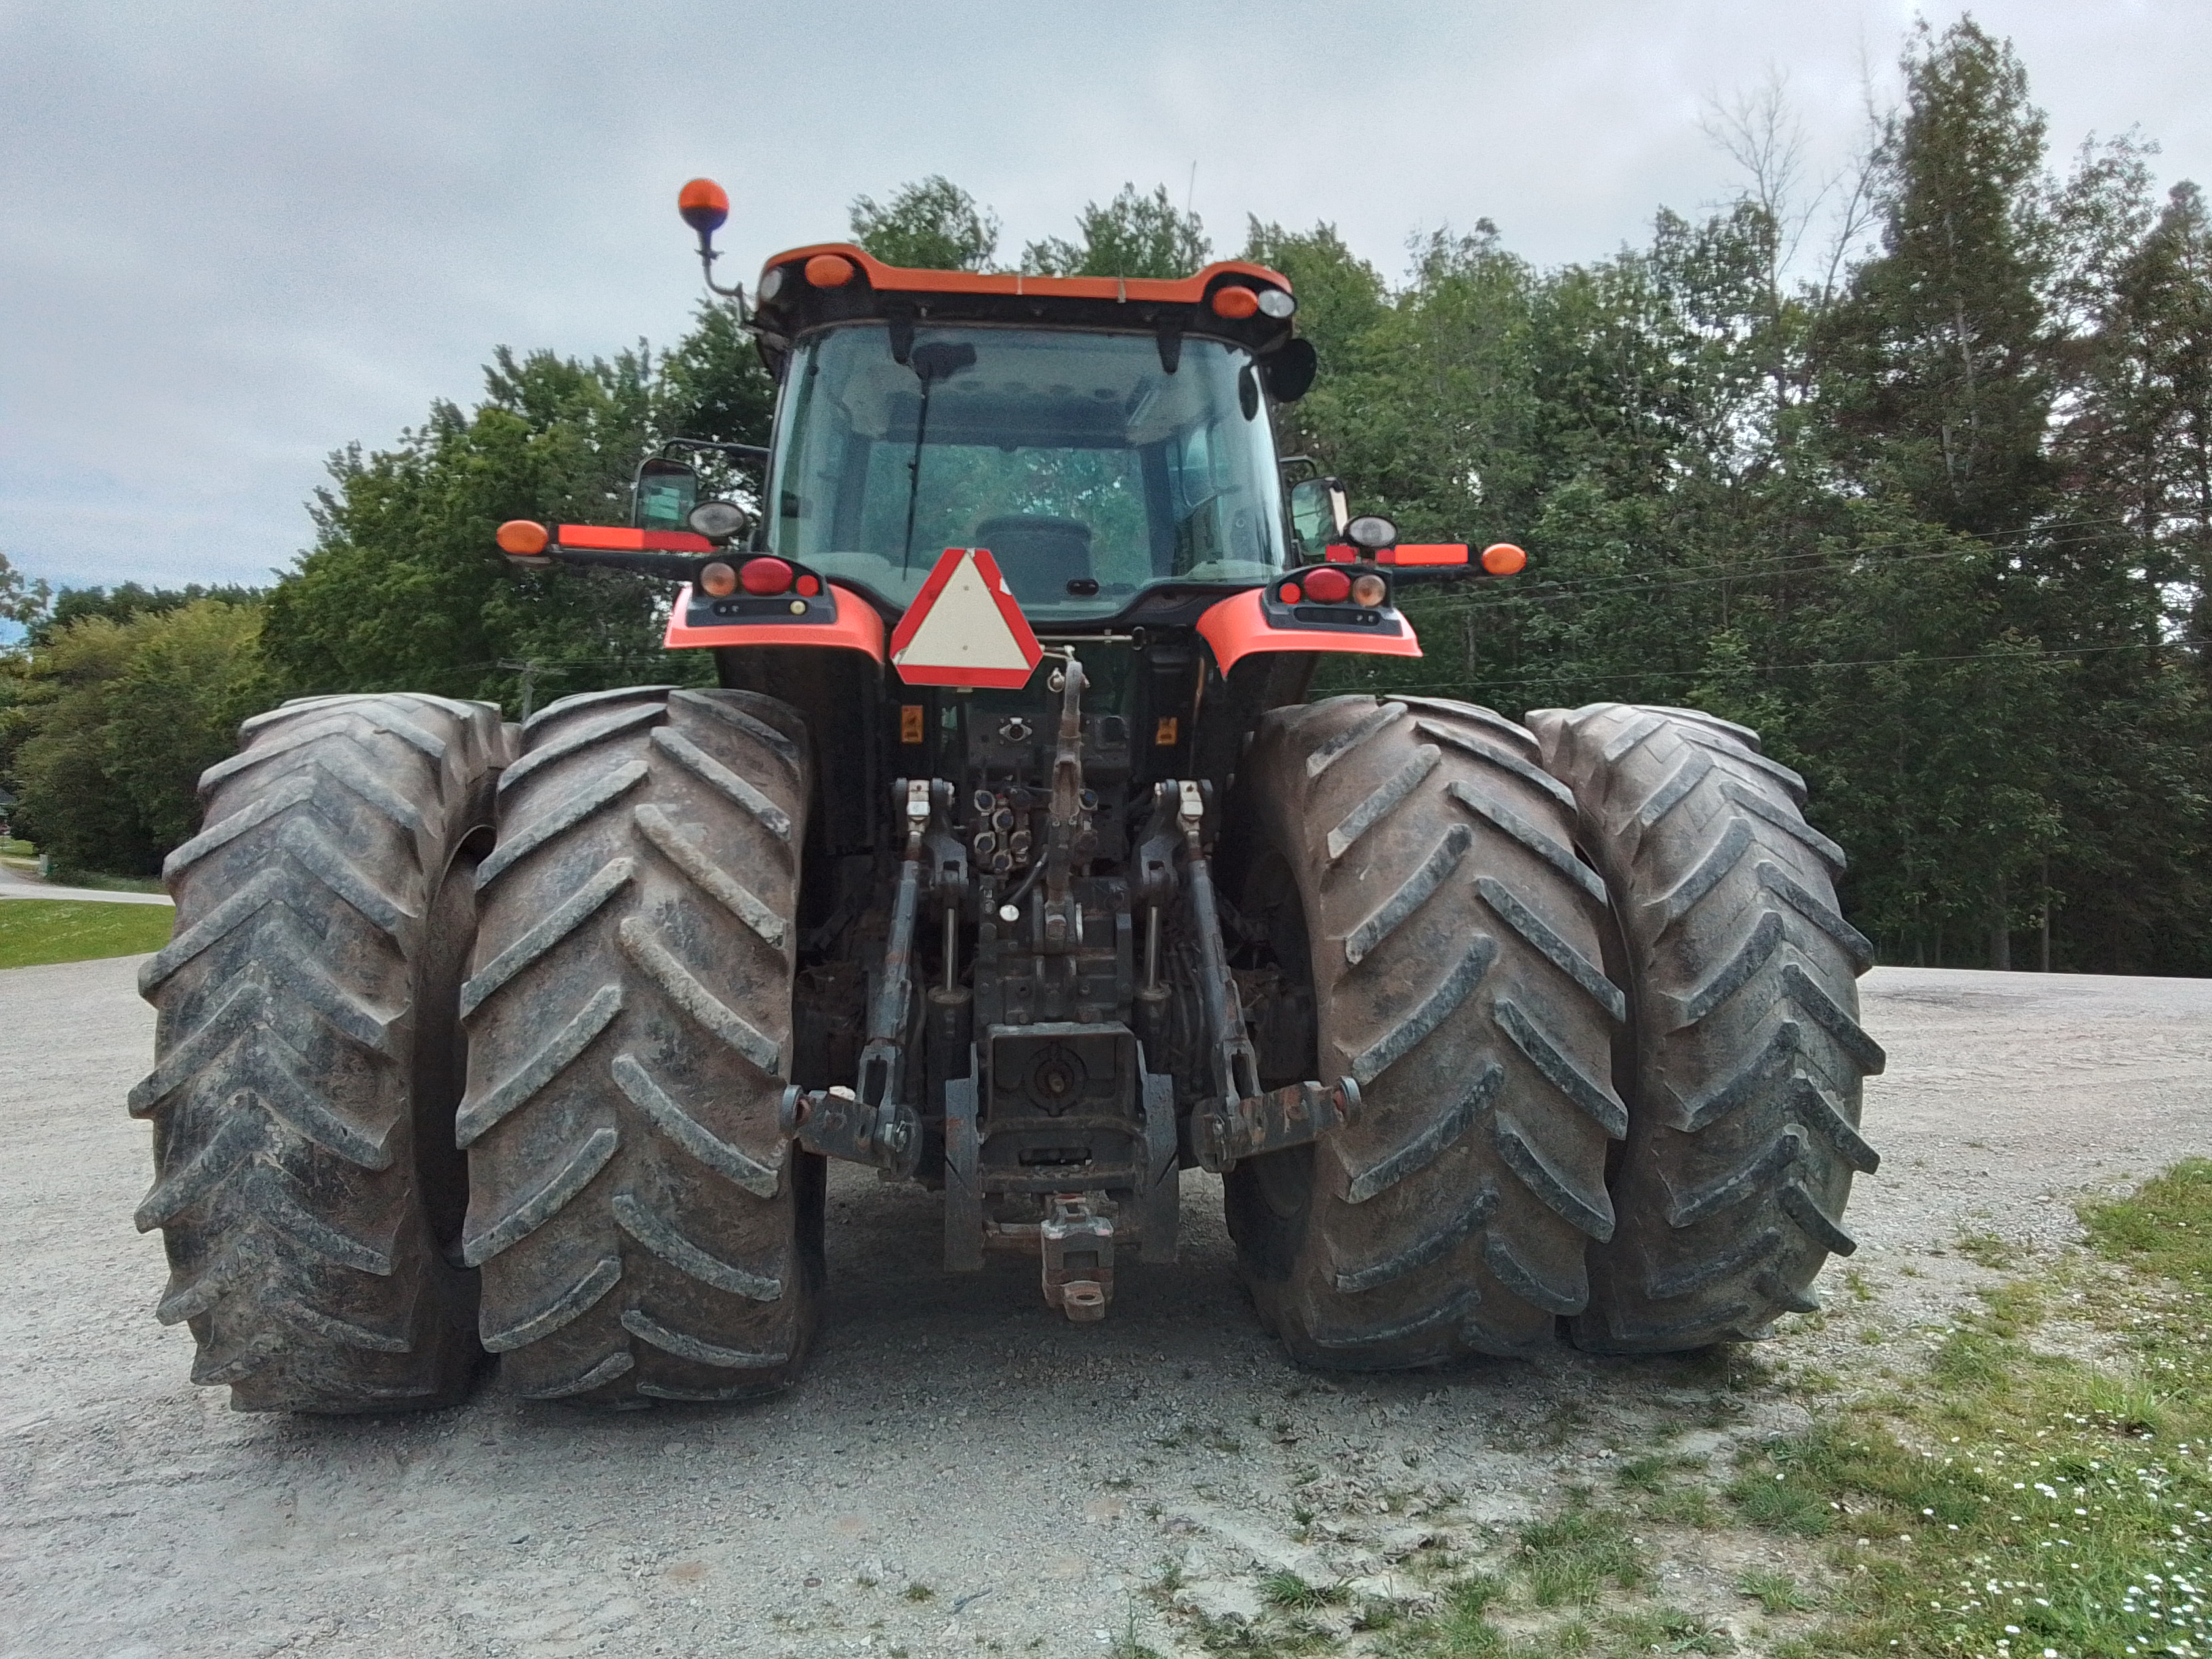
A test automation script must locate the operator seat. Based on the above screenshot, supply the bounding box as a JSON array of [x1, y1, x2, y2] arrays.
[[970, 514, 1093, 597]]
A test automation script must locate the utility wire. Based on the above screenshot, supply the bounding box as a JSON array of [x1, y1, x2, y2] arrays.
[[1345, 633, 2210, 699], [1422, 521, 2157, 613]]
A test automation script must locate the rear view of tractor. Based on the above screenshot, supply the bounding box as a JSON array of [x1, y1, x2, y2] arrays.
[[132, 180, 1881, 1412]]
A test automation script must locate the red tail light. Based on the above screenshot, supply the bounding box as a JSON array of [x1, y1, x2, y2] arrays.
[[741, 557, 795, 595], [1303, 567, 1351, 604]]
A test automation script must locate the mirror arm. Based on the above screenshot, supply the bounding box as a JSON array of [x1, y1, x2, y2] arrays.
[[663, 438, 770, 466]]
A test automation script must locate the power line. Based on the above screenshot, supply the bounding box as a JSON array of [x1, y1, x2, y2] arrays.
[[1337, 632, 2209, 699], [1420, 520, 2152, 613]]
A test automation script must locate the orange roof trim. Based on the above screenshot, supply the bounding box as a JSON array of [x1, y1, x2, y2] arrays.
[[758, 243, 1293, 306]]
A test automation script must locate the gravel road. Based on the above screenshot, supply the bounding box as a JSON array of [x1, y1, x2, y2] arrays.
[[3, 959, 2209, 1659]]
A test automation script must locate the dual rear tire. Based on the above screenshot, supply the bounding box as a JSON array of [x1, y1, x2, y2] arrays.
[[136, 686, 820, 1412], [1227, 695, 1880, 1364], [136, 682, 1877, 1408]]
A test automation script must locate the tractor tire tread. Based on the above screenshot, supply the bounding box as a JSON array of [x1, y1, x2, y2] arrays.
[[1227, 694, 1625, 1368], [133, 693, 510, 1411], [462, 687, 817, 1407], [1526, 701, 1878, 1354]]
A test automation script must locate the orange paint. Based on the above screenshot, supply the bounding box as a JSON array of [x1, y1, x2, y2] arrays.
[[556, 524, 716, 554], [1195, 588, 1422, 677], [755, 243, 1292, 309], [663, 582, 887, 662]]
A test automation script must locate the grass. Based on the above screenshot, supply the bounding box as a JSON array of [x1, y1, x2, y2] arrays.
[[1957, 1228, 2020, 1269], [1716, 1158, 2212, 1657], [1158, 1163, 2212, 1659], [1735, 1569, 1811, 1614], [0, 899, 173, 968], [1515, 1507, 1647, 1607], [1261, 1572, 1349, 1612]]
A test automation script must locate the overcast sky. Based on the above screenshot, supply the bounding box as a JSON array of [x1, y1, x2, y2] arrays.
[[3, 1, 2207, 598]]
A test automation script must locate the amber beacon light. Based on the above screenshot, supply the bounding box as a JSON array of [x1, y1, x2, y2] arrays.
[[677, 178, 729, 234]]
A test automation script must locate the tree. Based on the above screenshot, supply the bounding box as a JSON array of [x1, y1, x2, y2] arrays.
[[850, 176, 1001, 271], [1819, 20, 2056, 539], [0, 551, 49, 629], [29, 580, 261, 648], [262, 300, 770, 716], [1024, 183, 1210, 279], [5, 600, 272, 874], [2064, 180, 2212, 651]]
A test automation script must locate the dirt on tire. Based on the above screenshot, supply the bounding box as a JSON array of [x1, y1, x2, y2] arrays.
[[460, 686, 822, 1406], [1225, 693, 1627, 1365], [1529, 702, 1883, 1351], [130, 692, 511, 1412]]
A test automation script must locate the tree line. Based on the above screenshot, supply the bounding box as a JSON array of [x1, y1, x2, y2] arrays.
[[3, 18, 2205, 973]]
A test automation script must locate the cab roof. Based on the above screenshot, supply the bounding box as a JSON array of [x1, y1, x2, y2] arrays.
[[747, 243, 1302, 368]]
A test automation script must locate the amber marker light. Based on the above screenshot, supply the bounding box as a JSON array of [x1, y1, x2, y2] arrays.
[[1481, 542, 1529, 576], [497, 520, 550, 556], [1210, 285, 1260, 319], [804, 253, 856, 289], [699, 560, 739, 597]]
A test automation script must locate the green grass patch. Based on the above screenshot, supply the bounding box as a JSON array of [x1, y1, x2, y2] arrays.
[[1719, 1158, 2212, 1657], [1260, 1571, 1349, 1612], [1515, 1506, 1647, 1607], [1181, 1166, 2212, 1659], [0, 899, 173, 968], [1736, 1568, 1811, 1614]]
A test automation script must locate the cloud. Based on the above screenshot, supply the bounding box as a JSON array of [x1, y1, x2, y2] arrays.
[[3, 0, 2206, 592]]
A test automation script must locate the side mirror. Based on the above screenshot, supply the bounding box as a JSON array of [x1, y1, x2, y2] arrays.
[[1287, 476, 1349, 562], [634, 457, 701, 532], [1262, 339, 1318, 403]]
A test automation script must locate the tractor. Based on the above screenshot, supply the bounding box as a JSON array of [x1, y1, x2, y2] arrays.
[[131, 179, 1881, 1411]]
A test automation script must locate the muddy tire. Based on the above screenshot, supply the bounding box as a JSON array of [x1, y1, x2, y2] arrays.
[[461, 687, 820, 1406], [1225, 695, 1627, 1366], [1527, 703, 1883, 1353], [131, 693, 512, 1412]]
